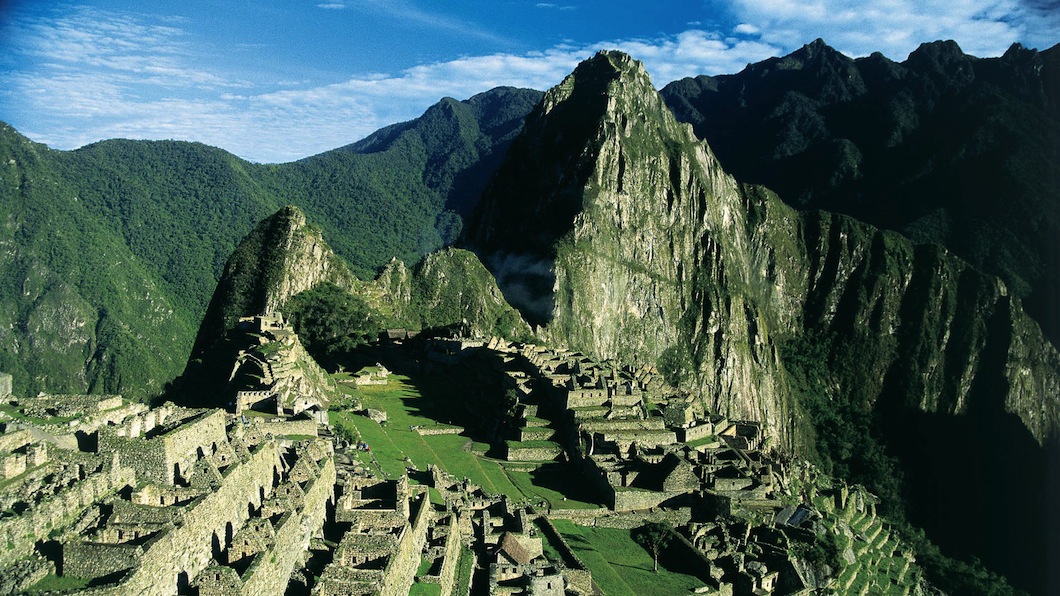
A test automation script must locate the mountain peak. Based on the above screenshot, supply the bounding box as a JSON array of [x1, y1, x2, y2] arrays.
[[189, 205, 358, 359], [541, 50, 654, 113], [273, 204, 307, 226], [578, 50, 648, 80]]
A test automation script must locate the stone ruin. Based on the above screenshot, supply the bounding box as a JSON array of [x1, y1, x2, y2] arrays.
[[0, 326, 931, 595], [229, 312, 333, 421]]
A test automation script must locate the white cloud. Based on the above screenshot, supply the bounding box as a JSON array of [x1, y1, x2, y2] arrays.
[[317, 3, 346, 9], [0, 6, 783, 163], [5, 0, 1055, 163], [357, 1, 514, 46], [733, 23, 759, 35], [726, 0, 1046, 58], [13, 6, 232, 89]]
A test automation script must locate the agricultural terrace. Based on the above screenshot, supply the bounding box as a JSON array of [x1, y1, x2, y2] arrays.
[[329, 372, 603, 510]]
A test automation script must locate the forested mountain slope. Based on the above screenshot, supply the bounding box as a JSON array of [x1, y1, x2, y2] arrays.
[[0, 87, 539, 397], [661, 39, 1060, 346]]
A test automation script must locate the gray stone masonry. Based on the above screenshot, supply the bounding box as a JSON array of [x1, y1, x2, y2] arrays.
[[242, 453, 335, 596], [82, 440, 282, 595]]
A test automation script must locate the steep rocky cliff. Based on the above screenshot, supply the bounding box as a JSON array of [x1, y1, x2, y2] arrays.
[[190, 205, 360, 360], [470, 49, 1060, 448], [373, 248, 532, 339], [466, 52, 1059, 590], [662, 39, 1060, 348]]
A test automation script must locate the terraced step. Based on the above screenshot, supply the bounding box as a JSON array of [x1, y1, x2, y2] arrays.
[[871, 528, 890, 550], [838, 562, 861, 591], [878, 538, 897, 558]]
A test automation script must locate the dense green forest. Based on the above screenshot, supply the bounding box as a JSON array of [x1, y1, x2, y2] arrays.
[[0, 86, 540, 397]]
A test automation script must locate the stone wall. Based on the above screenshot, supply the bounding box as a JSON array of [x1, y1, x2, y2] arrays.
[[578, 419, 665, 432], [612, 488, 684, 512], [0, 554, 53, 595], [682, 422, 715, 442], [86, 441, 282, 596], [63, 542, 144, 580], [416, 425, 466, 436], [97, 428, 167, 485], [598, 429, 676, 448], [435, 513, 463, 596], [235, 391, 277, 414], [0, 429, 33, 454], [592, 508, 693, 529], [535, 517, 592, 595], [74, 403, 149, 438], [505, 443, 563, 462], [0, 455, 134, 564], [241, 455, 335, 596], [566, 390, 608, 409], [98, 409, 227, 485], [161, 410, 228, 482], [0, 372, 11, 398], [253, 418, 319, 439], [380, 492, 432, 596]]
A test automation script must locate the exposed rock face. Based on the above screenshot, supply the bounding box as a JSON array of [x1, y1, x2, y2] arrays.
[[374, 248, 532, 339], [467, 50, 1060, 591], [468, 52, 803, 448], [190, 205, 359, 360], [468, 50, 1060, 448], [787, 211, 1060, 442]]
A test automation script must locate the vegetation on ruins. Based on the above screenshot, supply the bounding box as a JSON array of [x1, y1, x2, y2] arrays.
[[553, 520, 705, 594], [779, 332, 1025, 595], [286, 283, 382, 362]]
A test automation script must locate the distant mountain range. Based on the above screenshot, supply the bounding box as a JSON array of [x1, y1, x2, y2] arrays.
[[662, 39, 1060, 346]]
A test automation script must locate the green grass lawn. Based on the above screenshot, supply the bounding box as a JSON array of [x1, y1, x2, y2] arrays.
[[454, 546, 475, 596], [330, 374, 603, 509], [551, 520, 706, 596], [26, 574, 91, 593], [408, 581, 441, 596]]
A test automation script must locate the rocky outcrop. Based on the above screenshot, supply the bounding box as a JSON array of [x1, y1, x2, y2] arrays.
[[190, 205, 360, 359], [373, 248, 532, 340], [469, 52, 803, 447], [190, 207, 530, 369], [661, 40, 1060, 349], [466, 50, 1060, 592]]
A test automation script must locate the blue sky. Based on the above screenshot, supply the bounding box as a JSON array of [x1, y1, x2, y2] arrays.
[[1, 0, 1057, 163]]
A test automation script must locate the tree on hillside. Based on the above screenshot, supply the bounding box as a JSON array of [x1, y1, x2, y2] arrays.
[[285, 282, 381, 361], [633, 521, 673, 572]]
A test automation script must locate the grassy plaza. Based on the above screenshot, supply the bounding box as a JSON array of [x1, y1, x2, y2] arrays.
[[329, 372, 603, 510]]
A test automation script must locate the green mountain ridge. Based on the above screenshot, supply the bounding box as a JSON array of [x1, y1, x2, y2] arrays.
[[180, 204, 528, 397], [0, 86, 541, 397], [3, 40, 1058, 592]]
